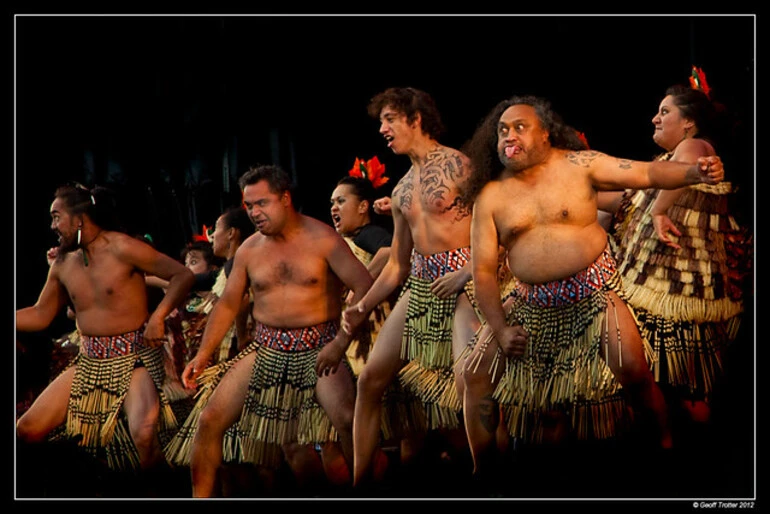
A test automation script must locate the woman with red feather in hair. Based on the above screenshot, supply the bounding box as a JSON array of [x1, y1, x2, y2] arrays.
[[599, 67, 752, 446]]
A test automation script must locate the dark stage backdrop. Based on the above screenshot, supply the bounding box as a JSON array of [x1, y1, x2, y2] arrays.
[[13, 13, 757, 498], [15, 15, 755, 276]]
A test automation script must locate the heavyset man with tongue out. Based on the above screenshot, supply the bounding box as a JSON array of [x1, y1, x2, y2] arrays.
[[459, 95, 725, 481]]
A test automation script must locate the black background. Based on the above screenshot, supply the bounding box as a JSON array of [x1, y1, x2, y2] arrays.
[[12, 12, 758, 502], [15, 15, 755, 294]]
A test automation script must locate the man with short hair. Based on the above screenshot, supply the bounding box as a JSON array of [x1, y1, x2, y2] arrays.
[[167, 164, 373, 497]]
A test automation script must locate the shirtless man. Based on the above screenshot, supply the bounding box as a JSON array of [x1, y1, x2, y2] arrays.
[[16, 183, 195, 472], [342, 87, 483, 487], [166, 164, 373, 497], [461, 95, 724, 474]]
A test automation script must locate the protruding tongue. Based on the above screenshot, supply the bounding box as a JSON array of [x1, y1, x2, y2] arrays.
[[504, 145, 518, 158]]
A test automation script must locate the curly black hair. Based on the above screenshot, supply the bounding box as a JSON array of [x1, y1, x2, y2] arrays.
[[367, 87, 445, 141]]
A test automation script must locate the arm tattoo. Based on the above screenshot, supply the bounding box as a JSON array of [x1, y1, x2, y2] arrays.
[[565, 150, 601, 167], [615, 158, 632, 170], [566, 150, 633, 170], [394, 170, 414, 211]]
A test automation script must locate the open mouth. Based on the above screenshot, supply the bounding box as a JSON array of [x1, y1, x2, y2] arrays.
[[332, 214, 341, 228], [504, 145, 521, 158], [385, 135, 394, 148]]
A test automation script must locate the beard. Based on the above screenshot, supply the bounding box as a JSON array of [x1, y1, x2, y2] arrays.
[[498, 149, 527, 172], [56, 232, 80, 255], [498, 143, 547, 172]]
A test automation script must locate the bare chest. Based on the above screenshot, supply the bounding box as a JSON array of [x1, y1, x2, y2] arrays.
[[60, 255, 143, 306], [248, 247, 330, 292], [496, 178, 595, 243], [395, 167, 466, 221]]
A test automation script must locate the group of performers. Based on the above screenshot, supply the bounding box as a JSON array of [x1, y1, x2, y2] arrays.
[[15, 70, 752, 498]]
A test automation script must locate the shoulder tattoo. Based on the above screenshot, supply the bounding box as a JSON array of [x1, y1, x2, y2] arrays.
[[565, 150, 600, 167], [566, 150, 632, 170]]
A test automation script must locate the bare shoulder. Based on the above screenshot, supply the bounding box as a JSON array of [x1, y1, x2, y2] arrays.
[[231, 232, 264, 269], [105, 231, 150, 255], [304, 215, 342, 244], [238, 231, 266, 251], [104, 231, 134, 246], [391, 166, 415, 197], [427, 145, 470, 178], [563, 149, 611, 168], [48, 252, 72, 277], [426, 144, 460, 161], [674, 138, 715, 159], [476, 180, 503, 205], [305, 214, 336, 233], [442, 144, 469, 162]]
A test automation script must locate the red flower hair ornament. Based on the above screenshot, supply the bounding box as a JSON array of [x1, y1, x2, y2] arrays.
[[576, 131, 590, 149], [192, 224, 214, 243], [689, 65, 711, 99], [348, 156, 389, 189]]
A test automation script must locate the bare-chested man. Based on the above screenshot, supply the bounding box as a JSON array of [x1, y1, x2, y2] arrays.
[[165, 164, 373, 497], [342, 87, 484, 487], [16, 183, 195, 473], [460, 95, 724, 476]]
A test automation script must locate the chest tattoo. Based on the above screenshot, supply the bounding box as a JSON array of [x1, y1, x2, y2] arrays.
[[422, 151, 469, 218]]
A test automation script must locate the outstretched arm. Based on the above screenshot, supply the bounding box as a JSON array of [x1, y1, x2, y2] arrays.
[[579, 150, 723, 191]]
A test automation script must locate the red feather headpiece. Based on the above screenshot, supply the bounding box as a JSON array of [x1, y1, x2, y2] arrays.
[[348, 156, 389, 189], [576, 131, 590, 149], [192, 224, 213, 243], [689, 65, 711, 99]]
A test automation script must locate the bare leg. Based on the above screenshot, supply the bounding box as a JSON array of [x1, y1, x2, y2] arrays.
[[353, 291, 409, 487], [451, 293, 482, 414], [190, 351, 255, 497], [319, 442, 351, 486], [316, 358, 356, 476], [282, 442, 326, 489], [681, 399, 711, 423], [603, 291, 673, 448], [399, 436, 423, 467], [16, 366, 75, 442], [461, 322, 504, 474], [441, 293, 481, 463], [220, 463, 265, 497], [123, 366, 163, 469]]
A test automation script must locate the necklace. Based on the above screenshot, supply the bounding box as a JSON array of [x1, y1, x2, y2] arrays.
[[80, 230, 103, 267]]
